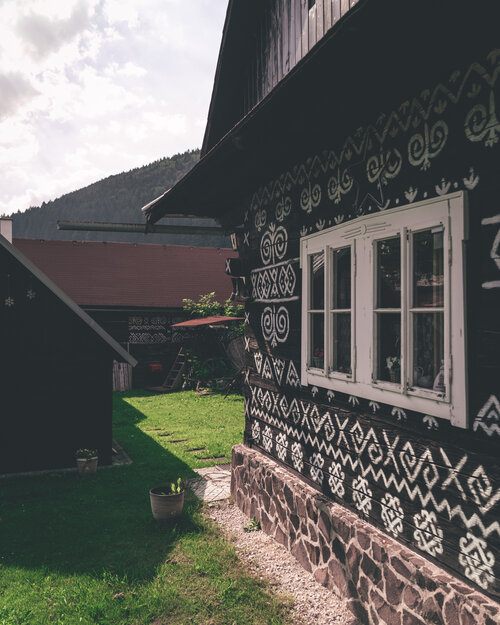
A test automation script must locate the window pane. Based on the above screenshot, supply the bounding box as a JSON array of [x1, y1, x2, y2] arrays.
[[310, 313, 324, 368], [413, 229, 444, 307], [377, 236, 401, 308], [332, 247, 351, 309], [332, 313, 351, 374], [310, 252, 324, 310], [376, 313, 401, 383], [413, 312, 445, 391]]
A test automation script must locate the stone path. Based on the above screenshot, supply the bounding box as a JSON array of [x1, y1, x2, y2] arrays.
[[186, 464, 231, 502]]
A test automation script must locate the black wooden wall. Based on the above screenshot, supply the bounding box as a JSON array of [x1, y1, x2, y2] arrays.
[[0, 247, 115, 473], [239, 48, 500, 598]]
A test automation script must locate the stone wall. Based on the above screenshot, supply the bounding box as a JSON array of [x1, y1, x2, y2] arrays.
[[231, 444, 499, 625]]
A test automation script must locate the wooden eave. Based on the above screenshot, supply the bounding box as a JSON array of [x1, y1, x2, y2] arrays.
[[143, 0, 500, 226]]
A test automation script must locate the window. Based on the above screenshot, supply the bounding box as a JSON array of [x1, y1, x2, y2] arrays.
[[300, 193, 468, 427]]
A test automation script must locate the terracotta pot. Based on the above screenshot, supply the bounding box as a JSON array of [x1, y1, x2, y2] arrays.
[[76, 457, 98, 476], [149, 487, 184, 521]]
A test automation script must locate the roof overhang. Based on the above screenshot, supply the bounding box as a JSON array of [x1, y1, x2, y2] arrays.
[[0, 235, 137, 367], [143, 0, 500, 225], [172, 315, 244, 328]]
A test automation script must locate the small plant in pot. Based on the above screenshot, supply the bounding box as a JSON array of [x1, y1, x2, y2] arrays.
[[75, 449, 98, 476], [150, 477, 184, 521]]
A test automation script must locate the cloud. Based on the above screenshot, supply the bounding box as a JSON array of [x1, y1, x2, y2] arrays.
[[0, 73, 39, 119], [15, 0, 92, 60], [0, 0, 228, 216]]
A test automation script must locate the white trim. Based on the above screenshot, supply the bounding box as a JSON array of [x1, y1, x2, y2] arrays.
[[300, 192, 468, 427]]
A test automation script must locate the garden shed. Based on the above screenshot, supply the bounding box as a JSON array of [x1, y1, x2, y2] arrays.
[[0, 227, 136, 475], [142, 1, 500, 622]]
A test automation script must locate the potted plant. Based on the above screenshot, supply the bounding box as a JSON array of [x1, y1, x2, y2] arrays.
[[75, 449, 98, 475], [150, 477, 184, 521], [312, 347, 324, 368], [386, 356, 401, 383]]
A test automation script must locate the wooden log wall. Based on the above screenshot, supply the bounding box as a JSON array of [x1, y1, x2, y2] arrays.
[[243, 0, 359, 115], [238, 48, 500, 599]]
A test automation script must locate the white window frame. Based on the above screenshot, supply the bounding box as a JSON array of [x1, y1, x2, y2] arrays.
[[300, 192, 468, 428]]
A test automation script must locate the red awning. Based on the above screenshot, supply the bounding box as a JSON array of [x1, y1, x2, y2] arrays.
[[172, 315, 243, 327]]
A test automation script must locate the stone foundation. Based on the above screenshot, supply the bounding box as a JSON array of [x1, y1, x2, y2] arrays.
[[231, 444, 499, 625]]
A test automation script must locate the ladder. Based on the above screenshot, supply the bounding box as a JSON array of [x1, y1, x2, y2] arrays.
[[148, 348, 186, 393]]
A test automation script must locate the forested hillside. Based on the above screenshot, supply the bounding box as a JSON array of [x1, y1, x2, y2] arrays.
[[11, 149, 230, 247]]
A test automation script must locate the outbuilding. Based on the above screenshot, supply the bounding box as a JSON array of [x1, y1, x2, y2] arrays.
[[0, 222, 136, 474]]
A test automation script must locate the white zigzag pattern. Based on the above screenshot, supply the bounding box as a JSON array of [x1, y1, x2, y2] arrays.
[[249, 403, 500, 540]]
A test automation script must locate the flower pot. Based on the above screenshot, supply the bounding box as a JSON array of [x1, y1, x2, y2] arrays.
[[76, 457, 98, 476], [150, 487, 185, 521], [312, 356, 323, 368]]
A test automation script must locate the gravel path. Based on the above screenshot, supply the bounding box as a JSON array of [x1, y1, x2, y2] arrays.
[[206, 502, 359, 625]]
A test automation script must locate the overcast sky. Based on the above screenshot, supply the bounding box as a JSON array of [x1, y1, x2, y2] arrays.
[[0, 0, 227, 216]]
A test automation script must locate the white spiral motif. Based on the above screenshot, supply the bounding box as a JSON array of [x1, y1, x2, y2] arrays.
[[259, 223, 288, 266], [261, 305, 289, 348]]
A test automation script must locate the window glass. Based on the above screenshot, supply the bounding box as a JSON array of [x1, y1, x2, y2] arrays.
[[412, 311, 445, 391], [311, 313, 324, 368], [377, 237, 401, 308], [332, 247, 351, 309], [377, 313, 401, 383], [332, 313, 351, 374], [310, 252, 324, 310], [413, 229, 444, 307]]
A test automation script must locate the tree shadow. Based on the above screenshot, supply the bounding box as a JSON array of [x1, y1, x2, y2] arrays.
[[0, 393, 204, 581]]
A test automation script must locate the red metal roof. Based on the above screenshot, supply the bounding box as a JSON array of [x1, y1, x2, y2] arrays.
[[172, 315, 244, 327], [13, 238, 236, 309]]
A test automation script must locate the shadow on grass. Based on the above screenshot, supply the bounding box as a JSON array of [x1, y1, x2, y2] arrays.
[[0, 393, 202, 581]]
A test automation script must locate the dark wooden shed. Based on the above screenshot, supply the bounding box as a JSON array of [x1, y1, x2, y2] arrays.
[[0, 233, 136, 475], [141, 1, 500, 621]]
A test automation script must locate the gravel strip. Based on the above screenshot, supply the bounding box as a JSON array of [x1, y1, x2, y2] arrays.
[[206, 501, 359, 625]]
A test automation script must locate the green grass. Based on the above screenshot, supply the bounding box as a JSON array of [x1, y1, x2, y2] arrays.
[[0, 391, 293, 625]]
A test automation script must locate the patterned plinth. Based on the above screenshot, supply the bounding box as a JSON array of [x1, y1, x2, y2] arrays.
[[231, 444, 499, 625]]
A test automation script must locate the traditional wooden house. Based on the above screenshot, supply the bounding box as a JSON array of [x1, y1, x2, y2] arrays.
[[14, 238, 235, 386], [142, 1, 500, 621], [0, 224, 137, 474]]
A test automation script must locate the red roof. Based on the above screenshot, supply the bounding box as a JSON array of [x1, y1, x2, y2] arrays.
[[13, 238, 236, 309], [172, 315, 244, 327]]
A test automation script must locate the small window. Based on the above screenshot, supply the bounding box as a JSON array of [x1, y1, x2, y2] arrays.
[[300, 193, 468, 427]]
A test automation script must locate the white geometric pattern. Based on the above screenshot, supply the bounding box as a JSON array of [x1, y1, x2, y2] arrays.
[[309, 453, 324, 485], [381, 493, 404, 538], [458, 532, 495, 590], [352, 476, 372, 517], [413, 510, 444, 556]]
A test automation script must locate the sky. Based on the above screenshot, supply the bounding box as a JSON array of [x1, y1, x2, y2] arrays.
[[0, 0, 228, 216]]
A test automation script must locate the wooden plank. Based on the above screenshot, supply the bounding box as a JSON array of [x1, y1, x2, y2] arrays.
[[288, 0, 296, 70], [276, 0, 283, 83], [324, 0, 332, 31], [308, 2, 316, 50], [295, 0, 302, 62], [317, 0, 325, 41], [340, 0, 350, 19], [332, 0, 341, 24], [282, 0, 290, 74], [301, 0, 308, 59]]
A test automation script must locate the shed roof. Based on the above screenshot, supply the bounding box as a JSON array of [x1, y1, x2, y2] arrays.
[[172, 315, 244, 327], [13, 239, 236, 309], [0, 235, 136, 366]]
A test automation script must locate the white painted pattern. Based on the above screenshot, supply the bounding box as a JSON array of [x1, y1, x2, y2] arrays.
[[473, 395, 500, 437], [309, 453, 325, 485], [260, 223, 288, 266], [413, 510, 444, 556], [381, 493, 404, 538], [458, 532, 495, 590], [261, 305, 289, 347]]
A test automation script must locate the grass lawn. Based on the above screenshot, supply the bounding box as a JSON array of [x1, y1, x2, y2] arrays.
[[0, 391, 293, 625]]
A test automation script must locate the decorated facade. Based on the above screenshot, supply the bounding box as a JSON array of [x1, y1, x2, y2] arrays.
[[142, 0, 500, 617]]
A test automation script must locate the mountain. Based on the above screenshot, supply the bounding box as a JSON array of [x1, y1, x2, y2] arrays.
[[11, 149, 230, 247]]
